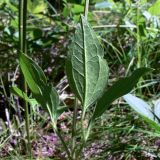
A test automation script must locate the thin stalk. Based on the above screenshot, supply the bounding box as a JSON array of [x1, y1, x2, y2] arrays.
[[136, 0, 143, 94], [136, 0, 141, 68], [85, 119, 93, 141], [84, 0, 89, 19], [19, 0, 31, 156], [19, 0, 27, 53], [53, 125, 73, 160], [71, 97, 78, 158], [81, 109, 86, 140], [76, 119, 93, 159], [77, 108, 86, 159]]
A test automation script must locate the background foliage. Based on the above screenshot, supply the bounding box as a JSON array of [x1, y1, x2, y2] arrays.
[[0, 0, 160, 159]]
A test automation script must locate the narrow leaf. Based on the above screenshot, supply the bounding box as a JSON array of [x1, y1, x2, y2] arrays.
[[123, 94, 154, 121], [92, 68, 152, 119], [66, 15, 109, 110], [123, 93, 160, 132], [19, 53, 59, 120]]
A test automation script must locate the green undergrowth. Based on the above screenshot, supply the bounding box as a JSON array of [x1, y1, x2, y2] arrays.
[[0, 0, 160, 159]]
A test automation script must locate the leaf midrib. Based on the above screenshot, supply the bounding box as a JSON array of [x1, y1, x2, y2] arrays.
[[81, 17, 88, 109]]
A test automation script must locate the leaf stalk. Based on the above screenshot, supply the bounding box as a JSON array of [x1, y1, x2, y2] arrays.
[[71, 97, 78, 158]]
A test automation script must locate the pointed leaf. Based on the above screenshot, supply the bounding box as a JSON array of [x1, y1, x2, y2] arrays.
[[19, 53, 47, 95], [123, 93, 160, 132], [19, 53, 59, 120], [123, 94, 154, 121], [92, 68, 152, 119], [66, 15, 109, 110]]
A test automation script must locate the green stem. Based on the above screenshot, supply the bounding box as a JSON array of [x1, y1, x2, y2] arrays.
[[136, 0, 143, 94], [77, 108, 86, 159], [81, 109, 86, 141], [19, 0, 31, 157], [71, 97, 78, 158], [85, 119, 93, 141], [53, 125, 73, 160], [84, 0, 89, 19], [136, 0, 141, 68], [19, 0, 27, 53], [77, 119, 94, 159]]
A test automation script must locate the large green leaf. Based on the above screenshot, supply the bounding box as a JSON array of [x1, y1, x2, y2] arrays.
[[92, 68, 152, 119], [19, 53, 59, 120], [123, 93, 160, 132], [66, 15, 109, 110]]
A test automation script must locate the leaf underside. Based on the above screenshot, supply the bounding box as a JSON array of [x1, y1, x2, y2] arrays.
[[66, 15, 109, 110], [123, 93, 160, 132]]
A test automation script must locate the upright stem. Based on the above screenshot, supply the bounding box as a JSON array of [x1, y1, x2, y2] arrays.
[[71, 98, 78, 158], [77, 108, 86, 159], [77, 118, 93, 159], [19, 0, 31, 156], [19, 0, 27, 53], [136, 0, 141, 68], [53, 125, 72, 160], [136, 0, 143, 94], [84, 0, 89, 19]]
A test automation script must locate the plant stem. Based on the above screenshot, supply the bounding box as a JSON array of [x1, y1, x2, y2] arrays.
[[76, 108, 86, 159], [136, 0, 143, 94], [53, 126, 73, 160], [84, 0, 89, 19], [19, 0, 27, 53], [19, 0, 31, 156], [136, 0, 141, 68], [76, 119, 93, 159], [81, 109, 86, 140], [85, 119, 93, 141], [71, 97, 78, 158]]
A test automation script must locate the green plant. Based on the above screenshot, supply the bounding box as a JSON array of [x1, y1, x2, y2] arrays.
[[11, 16, 151, 159], [123, 93, 160, 132], [19, 0, 32, 156], [11, 0, 153, 159]]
